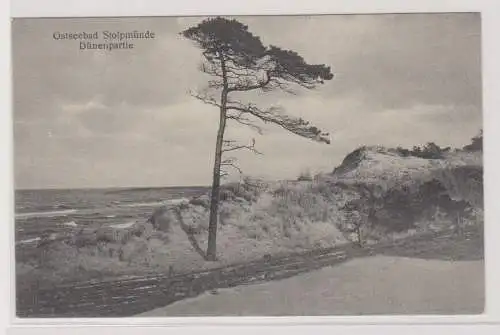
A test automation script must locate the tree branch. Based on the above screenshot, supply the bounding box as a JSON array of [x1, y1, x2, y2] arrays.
[[226, 111, 264, 134], [227, 70, 272, 92], [220, 161, 243, 175], [199, 61, 223, 78], [226, 101, 330, 144], [222, 138, 263, 155], [189, 90, 221, 108], [265, 77, 298, 95]]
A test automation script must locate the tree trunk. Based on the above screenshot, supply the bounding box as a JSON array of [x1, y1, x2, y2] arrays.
[[206, 112, 226, 261], [206, 53, 229, 261]]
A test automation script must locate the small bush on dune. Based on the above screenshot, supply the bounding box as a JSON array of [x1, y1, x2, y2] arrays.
[[149, 207, 178, 232], [71, 228, 98, 248], [178, 205, 209, 232], [395, 142, 450, 159], [219, 206, 233, 226], [189, 195, 210, 208], [332, 147, 367, 175], [396, 146, 411, 157], [297, 169, 313, 181], [70, 221, 154, 248], [220, 178, 266, 203], [186, 178, 266, 212]]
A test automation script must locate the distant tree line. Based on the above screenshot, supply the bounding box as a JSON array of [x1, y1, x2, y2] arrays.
[[396, 142, 451, 159], [396, 129, 483, 159], [462, 129, 483, 152]]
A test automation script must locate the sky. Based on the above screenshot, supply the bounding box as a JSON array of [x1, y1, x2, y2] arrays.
[[12, 14, 482, 189]]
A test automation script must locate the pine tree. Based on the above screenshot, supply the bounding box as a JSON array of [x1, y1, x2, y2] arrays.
[[182, 17, 334, 260]]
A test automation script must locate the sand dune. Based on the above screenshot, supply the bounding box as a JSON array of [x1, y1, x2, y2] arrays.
[[139, 256, 484, 316]]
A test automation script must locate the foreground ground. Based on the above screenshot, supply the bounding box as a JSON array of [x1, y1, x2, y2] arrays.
[[16, 225, 483, 317], [140, 256, 484, 316]]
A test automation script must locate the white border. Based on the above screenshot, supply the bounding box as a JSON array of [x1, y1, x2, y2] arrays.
[[2, 0, 14, 332], [5, 325, 500, 335], [3, 0, 500, 333], [8, 0, 488, 18]]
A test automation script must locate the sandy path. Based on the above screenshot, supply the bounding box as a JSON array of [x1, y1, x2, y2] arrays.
[[139, 256, 484, 316]]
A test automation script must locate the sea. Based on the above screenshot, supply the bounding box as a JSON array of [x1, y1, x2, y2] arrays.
[[14, 186, 209, 245]]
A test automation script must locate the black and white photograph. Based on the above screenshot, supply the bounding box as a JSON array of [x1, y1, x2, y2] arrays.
[[12, 13, 484, 318]]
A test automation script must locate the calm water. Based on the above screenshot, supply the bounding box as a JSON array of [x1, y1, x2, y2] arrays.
[[14, 186, 209, 243]]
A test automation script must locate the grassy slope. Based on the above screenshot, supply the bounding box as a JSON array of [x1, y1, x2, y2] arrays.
[[16, 147, 484, 288]]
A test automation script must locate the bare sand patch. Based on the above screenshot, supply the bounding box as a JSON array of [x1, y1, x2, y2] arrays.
[[139, 256, 484, 316]]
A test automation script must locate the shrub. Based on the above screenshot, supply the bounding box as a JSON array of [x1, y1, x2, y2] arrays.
[[396, 146, 411, 157], [397, 142, 449, 159], [148, 207, 178, 232], [297, 169, 313, 181], [189, 195, 210, 208], [220, 178, 265, 203], [463, 129, 483, 152], [332, 147, 366, 175]]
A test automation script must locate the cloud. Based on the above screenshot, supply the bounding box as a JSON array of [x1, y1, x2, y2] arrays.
[[12, 14, 482, 188], [239, 14, 481, 109]]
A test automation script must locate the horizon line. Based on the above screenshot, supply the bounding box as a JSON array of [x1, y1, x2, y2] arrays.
[[14, 184, 212, 192]]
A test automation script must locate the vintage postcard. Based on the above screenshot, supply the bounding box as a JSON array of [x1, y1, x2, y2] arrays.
[[11, 13, 484, 319]]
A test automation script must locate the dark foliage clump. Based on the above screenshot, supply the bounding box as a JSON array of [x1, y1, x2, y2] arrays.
[[396, 142, 451, 159], [297, 170, 313, 181], [332, 146, 367, 175], [463, 130, 483, 152], [343, 179, 472, 239]]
